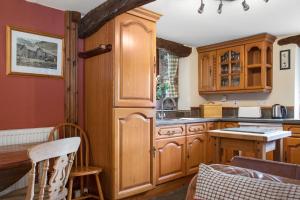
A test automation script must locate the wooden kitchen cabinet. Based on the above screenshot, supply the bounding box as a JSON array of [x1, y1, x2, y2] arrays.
[[114, 11, 157, 108], [284, 125, 300, 164], [198, 51, 216, 92], [186, 134, 206, 174], [156, 136, 186, 184], [197, 33, 276, 94], [114, 108, 156, 198], [216, 46, 244, 91], [84, 8, 161, 199], [284, 137, 300, 164], [245, 41, 273, 91], [206, 122, 218, 164]]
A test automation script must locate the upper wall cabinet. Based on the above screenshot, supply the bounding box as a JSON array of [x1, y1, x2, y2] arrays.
[[197, 33, 276, 94], [198, 51, 216, 92], [114, 11, 157, 107], [216, 45, 244, 91]]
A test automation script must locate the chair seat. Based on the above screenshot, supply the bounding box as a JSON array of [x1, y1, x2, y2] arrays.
[[70, 166, 103, 177]]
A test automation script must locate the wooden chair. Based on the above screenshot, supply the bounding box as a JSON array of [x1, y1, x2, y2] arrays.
[[2, 137, 81, 200], [49, 123, 104, 200]]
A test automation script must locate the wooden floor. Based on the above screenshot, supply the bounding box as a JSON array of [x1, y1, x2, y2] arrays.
[[124, 175, 194, 200]]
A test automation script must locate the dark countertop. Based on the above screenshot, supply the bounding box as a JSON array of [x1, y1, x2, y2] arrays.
[[156, 117, 300, 126]]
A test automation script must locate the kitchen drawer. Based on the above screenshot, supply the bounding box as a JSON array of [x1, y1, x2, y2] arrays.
[[207, 122, 218, 130], [284, 125, 300, 137], [187, 123, 206, 135], [156, 125, 186, 139], [220, 122, 239, 129]]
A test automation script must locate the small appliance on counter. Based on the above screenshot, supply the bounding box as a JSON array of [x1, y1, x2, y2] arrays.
[[200, 102, 222, 118], [238, 106, 262, 118], [272, 104, 287, 119]]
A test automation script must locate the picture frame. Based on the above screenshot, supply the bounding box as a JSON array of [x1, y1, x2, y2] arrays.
[[6, 26, 64, 78], [280, 49, 291, 70]]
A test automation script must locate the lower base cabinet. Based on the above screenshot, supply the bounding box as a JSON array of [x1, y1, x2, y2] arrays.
[[186, 134, 206, 174], [283, 125, 300, 164], [114, 108, 156, 199], [155, 136, 186, 184], [284, 137, 300, 164]]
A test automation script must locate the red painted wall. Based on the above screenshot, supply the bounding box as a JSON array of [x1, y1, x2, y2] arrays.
[[0, 0, 66, 130]]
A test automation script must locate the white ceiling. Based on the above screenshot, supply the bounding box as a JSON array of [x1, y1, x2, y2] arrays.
[[27, 0, 300, 47], [26, 0, 107, 15]]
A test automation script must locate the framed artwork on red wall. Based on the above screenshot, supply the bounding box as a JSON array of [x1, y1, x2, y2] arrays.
[[6, 26, 64, 78]]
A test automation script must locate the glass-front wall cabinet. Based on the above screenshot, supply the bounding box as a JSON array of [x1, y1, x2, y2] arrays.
[[216, 46, 244, 90]]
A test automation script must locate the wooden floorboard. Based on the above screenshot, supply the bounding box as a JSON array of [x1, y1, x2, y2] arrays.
[[123, 174, 195, 200]]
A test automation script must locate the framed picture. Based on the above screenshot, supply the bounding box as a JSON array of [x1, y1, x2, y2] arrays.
[[280, 49, 291, 70], [6, 26, 64, 77]]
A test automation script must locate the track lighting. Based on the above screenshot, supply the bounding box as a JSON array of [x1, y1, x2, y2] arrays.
[[197, 0, 268, 15], [242, 0, 250, 11], [217, 0, 223, 14], [198, 0, 205, 14]]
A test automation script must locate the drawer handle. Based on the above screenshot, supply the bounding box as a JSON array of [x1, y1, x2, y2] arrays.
[[166, 130, 177, 135]]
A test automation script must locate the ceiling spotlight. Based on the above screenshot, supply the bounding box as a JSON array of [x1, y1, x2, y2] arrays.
[[242, 0, 250, 11], [198, 0, 205, 14], [217, 0, 223, 14]]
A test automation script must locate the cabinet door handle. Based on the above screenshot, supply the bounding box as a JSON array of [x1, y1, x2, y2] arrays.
[[187, 145, 190, 159], [151, 146, 156, 158]]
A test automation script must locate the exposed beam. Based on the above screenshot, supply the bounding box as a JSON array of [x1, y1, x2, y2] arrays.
[[278, 35, 300, 47], [78, 0, 156, 39], [157, 38, 192, 57]]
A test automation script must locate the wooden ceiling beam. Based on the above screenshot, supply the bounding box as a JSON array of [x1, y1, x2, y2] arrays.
[[157, 37, 192, 57], [278, 35, 300, 47], [78, 0, 156, 38]]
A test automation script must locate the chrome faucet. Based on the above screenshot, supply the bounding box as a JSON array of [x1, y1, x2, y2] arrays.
[[158, 97, 176, 120]]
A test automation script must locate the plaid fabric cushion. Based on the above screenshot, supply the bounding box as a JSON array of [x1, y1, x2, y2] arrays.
[[194, 164, 300, 200]]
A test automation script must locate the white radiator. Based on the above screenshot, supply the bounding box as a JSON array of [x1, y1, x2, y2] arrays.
[[0, 127, 53, 196], [0, 127, 53, 146]]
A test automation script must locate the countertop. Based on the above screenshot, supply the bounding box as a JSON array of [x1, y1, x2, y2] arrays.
[[156, 117, 300, 126]]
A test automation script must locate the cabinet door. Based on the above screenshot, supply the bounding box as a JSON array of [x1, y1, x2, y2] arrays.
[[206, 122, 218, 164], [199, 51, 216, 92], [114, 13, 156, 107], [156, 137, 186, 184], [114, 108, 155, 199], [217, 46, 244, 91], [284, 137, 300, 164], [186, 134, 206, 174]]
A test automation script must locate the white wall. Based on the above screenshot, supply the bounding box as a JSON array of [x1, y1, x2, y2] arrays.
[[178, 48, 206, 110], [178, 35, 300, 118]]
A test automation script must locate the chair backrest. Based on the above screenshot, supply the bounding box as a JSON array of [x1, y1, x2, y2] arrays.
[[26, 137, 80, 200], [49, 123, 90, 168]]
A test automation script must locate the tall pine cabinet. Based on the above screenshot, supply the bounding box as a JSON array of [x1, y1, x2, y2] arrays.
[[84, 8, 161, 199]]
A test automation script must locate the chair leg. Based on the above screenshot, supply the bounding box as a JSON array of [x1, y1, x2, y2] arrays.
[[68, 177, 74, 200], [95, 173, 104, 200]]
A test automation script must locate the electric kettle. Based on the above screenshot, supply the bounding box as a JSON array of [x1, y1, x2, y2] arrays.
[[272, 104, 287, 119]]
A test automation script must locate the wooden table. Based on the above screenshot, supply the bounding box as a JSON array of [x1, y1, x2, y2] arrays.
[[0, 143, 39, 192], [209, 130, 291, 164]]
